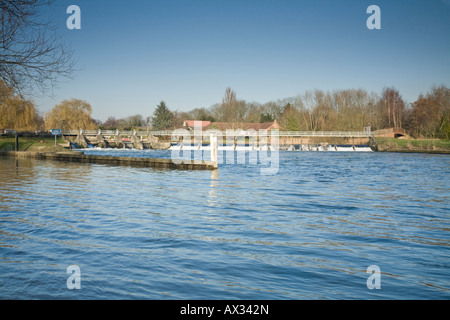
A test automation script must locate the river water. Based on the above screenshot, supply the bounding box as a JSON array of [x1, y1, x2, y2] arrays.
[[0, 150, 449, 299]]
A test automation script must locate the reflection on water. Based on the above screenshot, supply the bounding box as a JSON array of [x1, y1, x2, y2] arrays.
[[207, 169, 219, 206], [0, 152, 449, 299]]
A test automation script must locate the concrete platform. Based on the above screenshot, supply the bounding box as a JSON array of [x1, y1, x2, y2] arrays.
[[0, 151, 217, 170]]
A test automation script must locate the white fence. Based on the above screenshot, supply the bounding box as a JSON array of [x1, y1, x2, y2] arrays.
[[62, 129, 373, 138]]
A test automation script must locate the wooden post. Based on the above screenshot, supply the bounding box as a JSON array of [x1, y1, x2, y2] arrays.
[[15, 134, 19, 151], [210, 134, 218, 169]]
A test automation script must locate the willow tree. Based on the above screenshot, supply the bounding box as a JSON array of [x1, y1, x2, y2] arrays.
[[45, 99, 97, 130], [0, 80, 41, 131]]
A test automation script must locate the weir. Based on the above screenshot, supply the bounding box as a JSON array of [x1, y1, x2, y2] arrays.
[[7, 129, 374, 171], [62, 128, 374, 152]]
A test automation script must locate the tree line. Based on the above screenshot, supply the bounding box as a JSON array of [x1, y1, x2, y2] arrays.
[[137, 86, 449, 139], [1, 80, 449, 139], [106, 85, 448, 139]]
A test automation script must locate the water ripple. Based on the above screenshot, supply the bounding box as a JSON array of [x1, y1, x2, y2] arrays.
[[0, 152, 449, 299]]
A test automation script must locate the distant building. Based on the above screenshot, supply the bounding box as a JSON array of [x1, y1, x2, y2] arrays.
[[203, 120, 280, 132], [183, 120, 211, 129]]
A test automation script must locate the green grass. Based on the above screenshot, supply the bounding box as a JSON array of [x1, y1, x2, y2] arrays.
[[0, 136, 67, 151], [375, 137, 450, 150]]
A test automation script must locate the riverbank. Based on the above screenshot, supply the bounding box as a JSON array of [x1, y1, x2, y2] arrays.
[[2, 135, 450, 155], [0, 135, 68, 152], [372, 137, 450, 154]]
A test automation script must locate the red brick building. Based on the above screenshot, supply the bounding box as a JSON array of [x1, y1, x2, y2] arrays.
[[202, 120, 280, 132]]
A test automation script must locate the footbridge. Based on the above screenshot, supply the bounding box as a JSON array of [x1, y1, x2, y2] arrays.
[[61, 129, 373, 138], [62, 128, 374, 151]]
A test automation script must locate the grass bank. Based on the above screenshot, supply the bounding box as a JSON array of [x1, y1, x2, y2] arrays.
[[0, 135, 69, 152], [373, 137, 450, 154]]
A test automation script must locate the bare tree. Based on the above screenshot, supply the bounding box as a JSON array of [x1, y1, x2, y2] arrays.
[[102, 116, 118, 130], [221, 87, 238, 124], [244, 102, 262, 123], [406, 85, 450, 138], [188, 107, 215, 122], [379, 87, 405, 129], [213, 87, 247, 128], [0, 0, 76, 96]]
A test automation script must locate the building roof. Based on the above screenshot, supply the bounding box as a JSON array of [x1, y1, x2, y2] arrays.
[[183, 120, 211, 128], [203, 120, 280, 131]]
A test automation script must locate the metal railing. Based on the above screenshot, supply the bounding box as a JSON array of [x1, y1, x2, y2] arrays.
[[62, 129, 373, 137], [276, 131, 372, 137]]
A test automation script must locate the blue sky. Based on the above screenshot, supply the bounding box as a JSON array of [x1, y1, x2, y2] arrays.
[[35, 0, 450, 121]]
